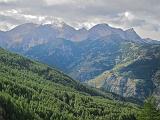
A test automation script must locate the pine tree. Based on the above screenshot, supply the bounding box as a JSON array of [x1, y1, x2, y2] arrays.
[[138, 97, 160, 120]]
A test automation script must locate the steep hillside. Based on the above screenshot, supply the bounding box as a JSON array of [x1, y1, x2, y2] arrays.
[[0, 47, 127, 100], [88, 45, 160, 100], [68, 34, 144, 81], [24, 38, 82, 72], [0, 48, 141, 120], [153, 71, 160, 107], [23, 34, 146, 82]]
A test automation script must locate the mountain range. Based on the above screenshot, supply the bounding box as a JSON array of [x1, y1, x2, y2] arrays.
[[0, 22, 160, 101]]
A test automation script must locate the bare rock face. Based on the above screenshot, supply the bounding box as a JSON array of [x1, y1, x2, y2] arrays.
[[88, 45, 160, 100], [153, 71, 160, 107], [87, 71, 144, 99]]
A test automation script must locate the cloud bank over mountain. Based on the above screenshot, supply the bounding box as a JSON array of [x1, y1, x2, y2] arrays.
[[0, 0, 159, 40]]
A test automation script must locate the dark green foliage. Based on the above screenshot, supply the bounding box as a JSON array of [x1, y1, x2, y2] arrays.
[[0, 93, 38, 120], [120, 114, 137, 120], [138, 97, 160, 120], [0, 48, 140, 120], [0, 48, 119, 100]]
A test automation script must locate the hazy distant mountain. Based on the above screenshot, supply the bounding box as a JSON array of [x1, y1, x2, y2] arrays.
[[144, 38, 160, 44], [88, 24, 125, 40], [0, 22, 153, 51]]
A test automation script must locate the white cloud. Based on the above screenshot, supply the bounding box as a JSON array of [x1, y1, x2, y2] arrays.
[[45, 0, 74, 5], [23, 15, 37, 19], [0, 0, 16, 2]]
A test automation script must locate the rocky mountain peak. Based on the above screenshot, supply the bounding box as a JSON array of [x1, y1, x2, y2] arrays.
[[89, 23, 111, 31], [125, 28, 141, 40]]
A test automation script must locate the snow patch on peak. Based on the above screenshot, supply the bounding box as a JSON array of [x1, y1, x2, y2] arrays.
[[42, 17, 65, 29]]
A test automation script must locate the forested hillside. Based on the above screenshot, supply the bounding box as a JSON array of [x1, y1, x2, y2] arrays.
[[0, 47, 141, 120], [88, 44, 160, 100]]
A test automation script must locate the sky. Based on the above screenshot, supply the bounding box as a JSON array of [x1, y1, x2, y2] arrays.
[[0, 0, 160, 40]]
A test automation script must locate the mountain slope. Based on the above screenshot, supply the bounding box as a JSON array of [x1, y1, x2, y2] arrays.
[[0, 47, 126, 100], [0, 47, 141, 120], [23, 34, 146, 82], [24, 38, 82, 72], [0, 23, 160, 101], [87, 44, 160, 100]]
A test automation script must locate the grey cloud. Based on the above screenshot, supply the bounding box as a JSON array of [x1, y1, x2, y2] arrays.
[[0, 0, 159, 39], [0, 14, 25, 24]]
